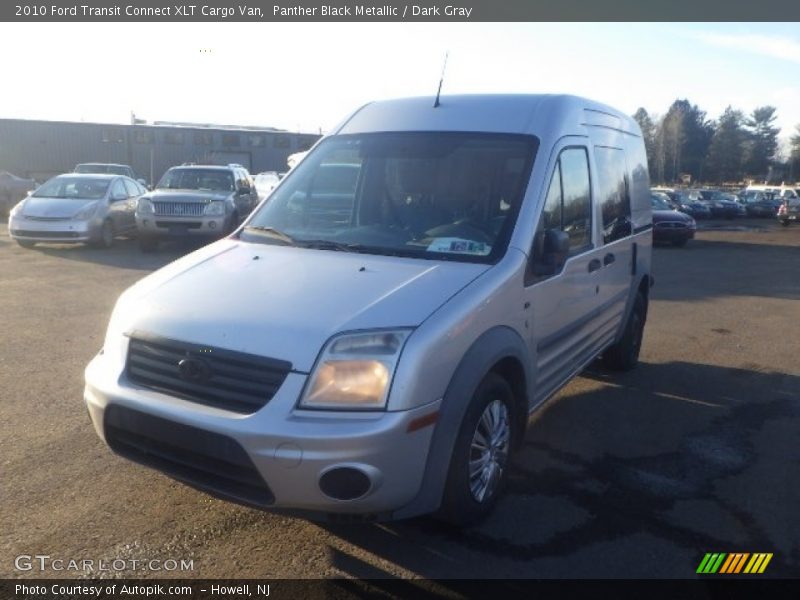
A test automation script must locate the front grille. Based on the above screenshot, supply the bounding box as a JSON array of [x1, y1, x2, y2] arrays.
[[153, 202, 205, 216], [104, 405, 274, 507], [126, 333, 292, 414], [655, 221, 688, 229], [11, 229, 80, 238]]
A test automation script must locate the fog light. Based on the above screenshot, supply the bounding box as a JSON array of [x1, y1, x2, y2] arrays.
[[319, 467, 371, 501], [209, 221, 217, 230]]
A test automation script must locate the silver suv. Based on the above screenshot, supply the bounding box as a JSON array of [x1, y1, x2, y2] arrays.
[[135, 164, 258, 251], [85, 95, 653, 524]]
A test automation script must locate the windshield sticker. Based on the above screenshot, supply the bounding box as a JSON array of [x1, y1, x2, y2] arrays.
[[427, 238, 491, 255]]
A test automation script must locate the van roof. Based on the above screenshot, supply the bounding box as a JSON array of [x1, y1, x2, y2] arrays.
[[336, 94, 641, 140]]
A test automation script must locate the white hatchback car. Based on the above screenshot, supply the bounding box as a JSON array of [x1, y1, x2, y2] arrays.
[[85, 95, 653, 524]]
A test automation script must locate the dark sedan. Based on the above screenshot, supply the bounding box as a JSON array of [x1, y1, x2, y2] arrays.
[[740, 191, 782, 218], [711, 192, 747, 219], [673, 192, 712, 219], [651, 194, 696, 247]]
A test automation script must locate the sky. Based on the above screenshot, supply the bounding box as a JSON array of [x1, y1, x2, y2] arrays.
[[1, 22, 799, 146]]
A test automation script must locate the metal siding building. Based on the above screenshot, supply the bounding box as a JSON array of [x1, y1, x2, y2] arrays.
[[0, 118, 320, 185]]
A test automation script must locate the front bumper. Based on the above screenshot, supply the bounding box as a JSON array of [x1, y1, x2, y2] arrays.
[[9, 216, 96, 242], [653, 225, 695, 243], [136, 215, 227, 238], [84, 351, 439, 518]]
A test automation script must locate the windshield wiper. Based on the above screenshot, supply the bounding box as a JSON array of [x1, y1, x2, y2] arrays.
[[297, 239, 368, 253], [242, 225, 296, 246]]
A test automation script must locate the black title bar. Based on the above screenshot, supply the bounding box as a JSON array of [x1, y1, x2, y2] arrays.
[[3, 0, 800, 21]]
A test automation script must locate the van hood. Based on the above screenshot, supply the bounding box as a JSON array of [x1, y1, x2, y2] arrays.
[[121, 240, 489, 372], [23, 197, 97, 219]]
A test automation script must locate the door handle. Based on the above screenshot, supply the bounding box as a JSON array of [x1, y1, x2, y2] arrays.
[[588, 258, 602, 273], [604, 253, 615, 266]]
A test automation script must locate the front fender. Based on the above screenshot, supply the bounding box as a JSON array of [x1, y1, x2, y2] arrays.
[[393, 325, 532, 519]]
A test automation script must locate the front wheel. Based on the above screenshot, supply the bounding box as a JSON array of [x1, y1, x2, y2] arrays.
[[603, 292, 646, 371], [90, 219, 114, 249], [438, 373, 515, 526], [780, 220, 790, 227], [671, 238, 688, 247], [16, 239, 35, 248]]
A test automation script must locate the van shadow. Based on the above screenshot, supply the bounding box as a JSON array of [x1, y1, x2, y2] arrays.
[[318, 361, 800, 579], [652, 237, 800, 303]]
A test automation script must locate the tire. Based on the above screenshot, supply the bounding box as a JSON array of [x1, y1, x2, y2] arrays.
[[438, 373, 515, 526], [671, 238, 688, 248], [90, 219, 114, 249], [226, 212, 240, 235], [16, 239, 35, 249], [603, 292, 646, 371], [781, 220, 790, 227], [139, 236, 159, 252]]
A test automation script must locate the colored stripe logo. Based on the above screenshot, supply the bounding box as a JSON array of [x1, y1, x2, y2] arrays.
[[697, 553, 773, 574]]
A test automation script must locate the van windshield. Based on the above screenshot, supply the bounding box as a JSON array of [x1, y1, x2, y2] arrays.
[[240, 132, 538, 263]]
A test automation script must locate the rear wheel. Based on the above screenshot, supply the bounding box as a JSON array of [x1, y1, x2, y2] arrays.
[[603, 292, 646, 371], [438, 373, 514, 526], [781, 220, 790, 227]]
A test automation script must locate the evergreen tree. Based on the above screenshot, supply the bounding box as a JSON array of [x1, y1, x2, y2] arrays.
[[744, 106, 780, 180], [705, 106, 746, 184]]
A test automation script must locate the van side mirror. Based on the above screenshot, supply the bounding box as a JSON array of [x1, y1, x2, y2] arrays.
[[538, 228, 570, 276]]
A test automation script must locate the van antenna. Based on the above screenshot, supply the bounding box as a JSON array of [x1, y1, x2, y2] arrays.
[[433, 52, 449, 108]]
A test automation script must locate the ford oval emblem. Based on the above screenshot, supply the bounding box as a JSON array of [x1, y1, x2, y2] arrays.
[[177, 356, 212, 382]]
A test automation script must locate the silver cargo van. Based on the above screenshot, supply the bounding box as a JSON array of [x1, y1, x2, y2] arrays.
[[85, 95, 653, 524]]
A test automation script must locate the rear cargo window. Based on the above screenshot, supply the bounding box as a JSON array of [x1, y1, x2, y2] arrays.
[[594, 146, 632, 244]]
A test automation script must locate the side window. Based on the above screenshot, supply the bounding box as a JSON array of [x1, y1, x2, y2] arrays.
[[541, 162, 562, 231], [123, 179, 139, 197], [110, 179, 127, 200], [594, 147, 631, 244], [529, 148, 592, 283], [559, 148, 592, 253]]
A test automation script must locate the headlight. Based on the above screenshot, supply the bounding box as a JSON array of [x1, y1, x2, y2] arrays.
[[74, 202, 99, 220], [136, 198, 154, 215], [204, 201, 225, 216], [299, 330, 411, 410]]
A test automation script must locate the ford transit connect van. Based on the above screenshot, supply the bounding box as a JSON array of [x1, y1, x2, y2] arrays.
[[85, 95, 653, 524]]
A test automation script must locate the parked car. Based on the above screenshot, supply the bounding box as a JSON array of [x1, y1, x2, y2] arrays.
[[778, 197, 800, 226], [253, 171, 281, 200], [688, 190, 741, 219], [740, 191, 782, 218], [0, 171, 37, 217], [651, 193, 696, 246], [85, 94, 653, 525], [135, 164, 259, 252], [75, 163, 147, 188], [673, 191, 711, 220], [8, 174, 143, 248], [712, 192, 747, 218]]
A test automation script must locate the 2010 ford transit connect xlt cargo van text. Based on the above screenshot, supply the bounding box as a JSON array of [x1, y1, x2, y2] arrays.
[[84, 95, 653, 525]]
